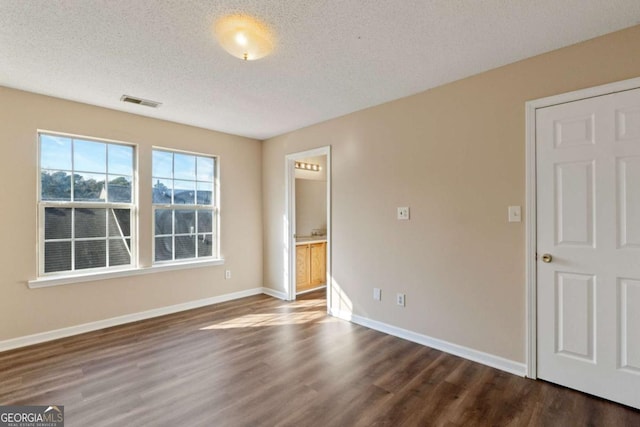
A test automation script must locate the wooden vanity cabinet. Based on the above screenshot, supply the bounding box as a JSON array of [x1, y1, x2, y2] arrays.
[[296, 241, 326, 292], [296, 244, 310, 289], [309, 242, 326, 286]]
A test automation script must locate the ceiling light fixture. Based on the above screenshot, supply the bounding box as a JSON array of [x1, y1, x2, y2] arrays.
[[215, 14, 274, 61]]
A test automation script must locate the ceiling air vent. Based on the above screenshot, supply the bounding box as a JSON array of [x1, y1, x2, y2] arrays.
[[120, 95, 162, 108]]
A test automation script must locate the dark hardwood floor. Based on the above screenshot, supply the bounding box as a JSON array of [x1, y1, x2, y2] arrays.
[[1, 290, 638, 426]]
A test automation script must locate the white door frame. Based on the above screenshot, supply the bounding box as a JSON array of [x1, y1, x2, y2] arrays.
[[284, 146, 331, 304], [525, 76, 640, 379]]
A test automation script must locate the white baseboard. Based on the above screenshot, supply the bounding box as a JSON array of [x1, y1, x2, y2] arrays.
[[329, 308, 526, 377], [261, 287, 287, 300], [0, 287, 264, 353]]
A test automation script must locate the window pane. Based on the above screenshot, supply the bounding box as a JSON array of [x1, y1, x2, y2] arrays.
[[175, 235, 196, 259], [196, 182, 213, 205], [45, 207, 72, 240], [198, 234, 213, 257], [152, 150, 173, 179], [108, 144, 133, 175], [108, 175, 132, 203], [74, 139, 106, 173], [174, 154, 196, 180], [39, 134, 137, 276], [109, 238, 131, 266], [44, 241, 71, 273], [41, 170, 71, 201], [75, 240, 107, 269], [75, 208, 106, 238], [175, 210, 195, 234], [155, 236, 173, 261], [152, 178, 173, 204], [155, 209, 173, 235], [74, 172, 106, 201], [174, 180, 195, 205], [108, 209, 131, 237], [197, 156, 214, 181], [197, 210, 212, 233], [151, 150, 216, 266], [41, 135, 72, 170]]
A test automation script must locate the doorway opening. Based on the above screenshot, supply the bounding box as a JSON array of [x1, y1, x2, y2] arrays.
[[285, 146, 331, 307]]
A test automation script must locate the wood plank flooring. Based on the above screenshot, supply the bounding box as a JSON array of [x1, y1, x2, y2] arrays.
[[1, 290, 639, 426]]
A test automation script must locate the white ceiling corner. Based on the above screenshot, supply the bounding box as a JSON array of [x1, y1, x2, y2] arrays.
[[1, 1, 639, 140]]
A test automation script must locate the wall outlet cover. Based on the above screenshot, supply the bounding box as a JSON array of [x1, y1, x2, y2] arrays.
[[397, 207, 410, 220]]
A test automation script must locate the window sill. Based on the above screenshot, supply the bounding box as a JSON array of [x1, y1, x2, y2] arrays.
[[28, 258, 225, 289]]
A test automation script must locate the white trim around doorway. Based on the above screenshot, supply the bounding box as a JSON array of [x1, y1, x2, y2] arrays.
[[524, 76, 640, 379], [284, 146, 331, 307]]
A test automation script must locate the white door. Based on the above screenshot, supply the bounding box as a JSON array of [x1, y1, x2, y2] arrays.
[[536, 87, 640, 409]]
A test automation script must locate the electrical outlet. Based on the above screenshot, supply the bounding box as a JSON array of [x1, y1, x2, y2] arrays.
[[396, 293, 405, 307], [225, 270, 231, 279], [373, 288, 382, 301], [397, 207, 410, 220]]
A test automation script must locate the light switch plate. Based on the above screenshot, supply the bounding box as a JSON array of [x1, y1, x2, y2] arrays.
[[373, 288, 381, 301], [397, 207, 410, 220], [508, 206, 521, 222]]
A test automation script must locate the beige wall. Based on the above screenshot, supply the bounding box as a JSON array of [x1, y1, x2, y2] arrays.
[[0, 87, 263, 341], [262, 25, 640, 363]]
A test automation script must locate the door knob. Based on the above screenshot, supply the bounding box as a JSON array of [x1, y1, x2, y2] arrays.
[[541, 253, 553, 263]]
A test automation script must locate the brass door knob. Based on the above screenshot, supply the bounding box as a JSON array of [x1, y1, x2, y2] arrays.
[[541, 253, 553, 263]]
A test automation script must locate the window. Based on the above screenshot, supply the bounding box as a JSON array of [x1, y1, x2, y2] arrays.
[[152, 149, 217, 263], [39, 133, 135, 275]]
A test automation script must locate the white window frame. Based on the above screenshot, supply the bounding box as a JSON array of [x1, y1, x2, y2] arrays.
[[37, 131, 138, 278], [151, 147, 220, 265]]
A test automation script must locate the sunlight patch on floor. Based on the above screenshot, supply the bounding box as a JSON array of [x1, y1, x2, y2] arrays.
[[199, 310, 331, 330], [276, 299, 325, 309]]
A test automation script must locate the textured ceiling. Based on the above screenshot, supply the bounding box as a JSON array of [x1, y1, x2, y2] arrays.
[[1, 1, 639, 140]]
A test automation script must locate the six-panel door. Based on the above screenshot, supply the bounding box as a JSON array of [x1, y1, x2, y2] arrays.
[[536, 88, 640, 409]]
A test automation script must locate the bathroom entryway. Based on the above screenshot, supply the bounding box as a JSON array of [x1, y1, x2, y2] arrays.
[[284, 146, 331, 303]]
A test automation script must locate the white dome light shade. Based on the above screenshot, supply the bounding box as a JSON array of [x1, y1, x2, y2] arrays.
[[215, 14, 274, 61]]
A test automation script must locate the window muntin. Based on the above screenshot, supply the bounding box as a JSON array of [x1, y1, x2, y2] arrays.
[[152, 149, 217, 263], [39, 133, 135, 275]]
